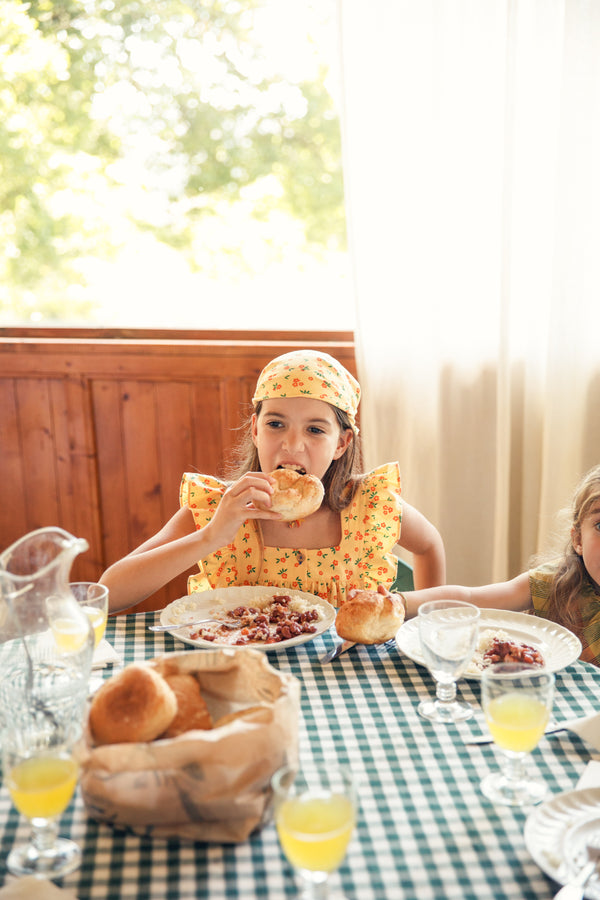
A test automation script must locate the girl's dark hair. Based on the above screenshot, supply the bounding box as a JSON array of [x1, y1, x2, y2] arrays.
[[225, 401, 364, 512], [546, 464, 600, 630]]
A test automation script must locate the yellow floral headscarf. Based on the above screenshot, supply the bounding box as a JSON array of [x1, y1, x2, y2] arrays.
[[252, 350, 361, 433]]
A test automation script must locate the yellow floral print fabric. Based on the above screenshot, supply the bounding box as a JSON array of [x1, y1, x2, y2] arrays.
[[530, 561, 600, 667], [179, 462, 402, 607], [251, 349, 361, 434]]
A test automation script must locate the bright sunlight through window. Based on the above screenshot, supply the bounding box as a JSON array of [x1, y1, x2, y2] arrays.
[[0, 0, 352, 331]]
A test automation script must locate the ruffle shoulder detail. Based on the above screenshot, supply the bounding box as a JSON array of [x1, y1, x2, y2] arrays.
[[180, 472, 227, 529], [341, 462, 402, 556]]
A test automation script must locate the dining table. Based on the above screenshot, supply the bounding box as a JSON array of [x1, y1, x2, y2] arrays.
[[1, 610, 600, 900]]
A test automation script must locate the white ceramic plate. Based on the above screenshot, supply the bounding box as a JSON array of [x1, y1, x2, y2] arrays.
[[395, 608, 581, 679], [159, 586, 335, 651], [524, 788, 600, 898]]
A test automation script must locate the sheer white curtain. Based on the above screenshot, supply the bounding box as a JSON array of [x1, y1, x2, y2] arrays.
[[338, 0, 600, 584]]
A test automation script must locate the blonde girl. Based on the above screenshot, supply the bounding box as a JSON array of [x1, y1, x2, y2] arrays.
[[101, 350, 446, 613], [393, 464, 600, 666]]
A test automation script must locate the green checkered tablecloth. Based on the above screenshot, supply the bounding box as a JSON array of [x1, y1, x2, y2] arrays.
[[1, 613, 599, 899]]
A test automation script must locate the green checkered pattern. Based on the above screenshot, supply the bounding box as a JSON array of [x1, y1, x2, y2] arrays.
[[1, 613, 599, 899]]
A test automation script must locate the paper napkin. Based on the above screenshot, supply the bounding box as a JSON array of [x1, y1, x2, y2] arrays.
[[561, 711, 600, 751], [91, 637, 121, 670], [0, 877, 77, 899], [577, 760, 600, 789]]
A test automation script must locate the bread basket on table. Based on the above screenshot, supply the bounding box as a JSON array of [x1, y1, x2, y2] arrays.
[[77, 648, 300, 843]]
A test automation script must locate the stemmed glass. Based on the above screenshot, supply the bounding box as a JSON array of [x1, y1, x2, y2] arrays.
[[0, 526, 94, 877], [272, 762, 356, 899], [480, 662, 554, 806], [4, 738, 81, 877], [417, 599, 480, 723]]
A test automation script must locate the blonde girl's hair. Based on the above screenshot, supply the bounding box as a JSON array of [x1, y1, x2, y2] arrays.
[[546, 464, 600, 630], [225, 402, 363, 513]]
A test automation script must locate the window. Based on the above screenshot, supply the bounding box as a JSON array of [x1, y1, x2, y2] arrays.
[[1, 0, 352, 330]]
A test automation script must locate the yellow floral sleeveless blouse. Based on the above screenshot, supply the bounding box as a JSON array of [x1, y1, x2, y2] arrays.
[[530, 561, 600, 667], [179, 462, 403, 607]]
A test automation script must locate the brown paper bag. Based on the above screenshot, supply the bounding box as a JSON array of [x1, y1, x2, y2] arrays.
[[77, 648, 300, 843]]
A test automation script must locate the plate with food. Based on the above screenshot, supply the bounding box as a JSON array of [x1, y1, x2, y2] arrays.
[[159, 585, 336, 651], [524, 788, 600, 898], [394, 608, 581, 678]]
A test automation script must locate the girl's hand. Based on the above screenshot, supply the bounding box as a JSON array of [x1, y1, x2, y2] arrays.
[[203, 472, 281, 548]]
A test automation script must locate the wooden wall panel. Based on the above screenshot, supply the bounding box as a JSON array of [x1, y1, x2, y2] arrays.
[[0, 332, 357, 612], [90, 380, 129, 576], [190, 378, 227, 479], [0, 379, 28, 542], [50, 377, 103, 581], [16, 379, 60, 530], [219, 376, 257, 469], [155, 381, 195, 512], [121, 380, 165, 549]]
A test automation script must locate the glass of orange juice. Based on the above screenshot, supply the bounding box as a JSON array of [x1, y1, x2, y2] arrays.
[[0, 526, 94, 878], [5, 745, 80, 876], [69, 582, 109, 649], [480, 662, 554, 806], [272, 762, 356, 899]]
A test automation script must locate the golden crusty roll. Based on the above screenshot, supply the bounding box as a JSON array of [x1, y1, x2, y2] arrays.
[[162, 673, 213, 737], [335, 590, 406, 644], [89, 663, 178, 745], [255, 468, 324, 521]]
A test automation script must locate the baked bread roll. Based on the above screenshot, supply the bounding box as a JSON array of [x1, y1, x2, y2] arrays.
[[89, 663, 178, 745], [162, 673, 213, 737], [335, 590, 406, 644], [256, 468, 324, 521]]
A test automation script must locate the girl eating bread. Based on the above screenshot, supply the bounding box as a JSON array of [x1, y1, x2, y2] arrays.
[[100, 350, 445, 613]]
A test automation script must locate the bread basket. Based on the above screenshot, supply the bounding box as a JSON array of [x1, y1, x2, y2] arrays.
[[77, 648, 300, 843]]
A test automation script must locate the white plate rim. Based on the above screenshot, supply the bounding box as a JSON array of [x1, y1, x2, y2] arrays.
[[394, 608, 581, 679], [159, 585, 335, 651], [524, 787, 600, 897]]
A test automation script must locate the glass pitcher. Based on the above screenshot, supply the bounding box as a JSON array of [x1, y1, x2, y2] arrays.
[[0, 527, 94, 877], [0, 525, 94, 741]]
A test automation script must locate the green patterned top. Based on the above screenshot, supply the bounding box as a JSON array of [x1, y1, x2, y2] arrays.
[[530, 560, 600, 666]]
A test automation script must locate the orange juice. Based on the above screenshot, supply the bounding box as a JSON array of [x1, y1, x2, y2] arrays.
[[486, 692, 549, 752], [8, 756, 78, 820], [276, 792, 354, 872]]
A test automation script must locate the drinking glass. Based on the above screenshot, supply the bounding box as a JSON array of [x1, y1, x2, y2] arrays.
[[480, 662, 554, 806], [4, 740, 81, 877], [69, 582, 109, 649], [417, 599, 480, 723], [0, 526, 94, 877], [272, 762, 356, 899]]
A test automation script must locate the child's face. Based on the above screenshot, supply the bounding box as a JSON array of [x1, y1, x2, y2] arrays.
[[251, 397, 352, 480], [572, 501, 600, 588]]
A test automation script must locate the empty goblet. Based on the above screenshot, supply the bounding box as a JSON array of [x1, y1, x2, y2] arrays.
[[417, 599, 480, 723]]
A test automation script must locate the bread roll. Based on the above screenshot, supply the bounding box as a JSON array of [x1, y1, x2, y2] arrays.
[[162, 673, 212, 737], [335, 590, 406, 644], [256, 468, 324, 521], [89, 663, 177, 745]]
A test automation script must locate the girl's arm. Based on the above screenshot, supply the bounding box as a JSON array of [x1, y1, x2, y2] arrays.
[[100, 472, 280, 613], [396, 571, 533, 619], [101, 506, 213, 613], [397, 501, 446, 589]]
